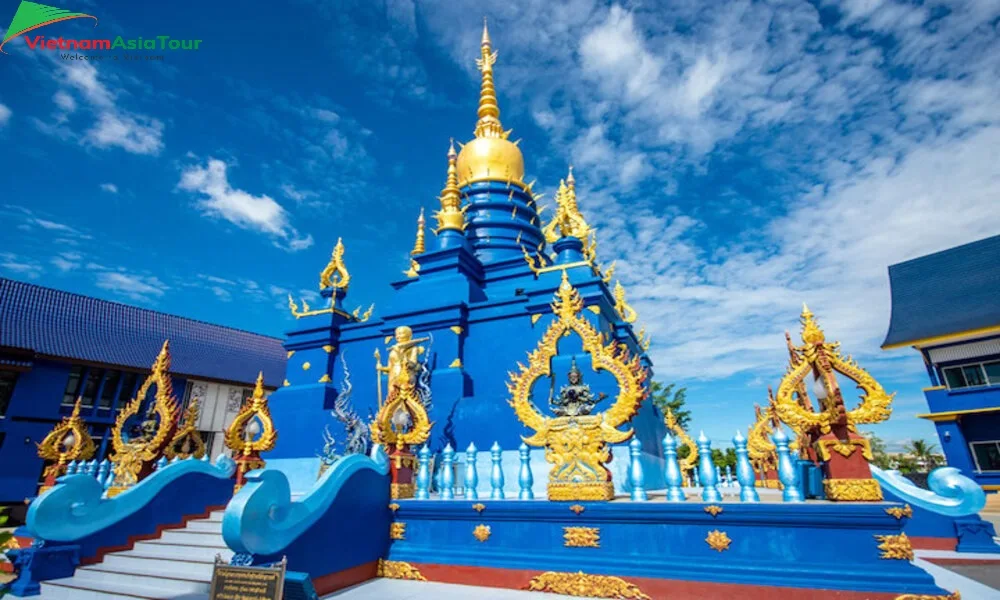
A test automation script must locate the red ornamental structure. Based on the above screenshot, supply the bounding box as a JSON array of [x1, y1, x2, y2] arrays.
[[773, 305, 894, 501]]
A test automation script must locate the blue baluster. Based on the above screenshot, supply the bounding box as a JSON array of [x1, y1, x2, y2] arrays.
[[440, 444, 455, 500], [66, 460, 78, 475], [725, 465, 734, 488], [697, 432, 722, 502], [155, 456, 168, 471], [415, 445, 431, 500], [490, 442, 505, 499], [96, 459, 110, 487], [691, 466, 699, 488], [715, 465, 723, 488], [663, 434, 686, 502], [773, 428, 803, 503], [201, 453, 210, 462], [629, 438, 647, 501], [518, 443, 534, 500], [733, 430, 760, 503], [464, 443, 479, 500]]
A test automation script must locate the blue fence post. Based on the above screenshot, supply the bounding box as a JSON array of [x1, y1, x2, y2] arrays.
[[697, 432, 723, 502], [724, 465, 733, 488], [733, 430, 760, 503], [96, 459, 110, 488], [155, 456, 168, 471], [629, 438, 647, 501], [416, 445, 431, 500], [66, 460, 78, 475], [441, 444, 455, 500], [663, 434, 685, 502], [490, 442, 505, 499], [518, 443, 534, 500], [464, 443, 479, 500], [773, 428, 804, 503], [691, 466, 699, 489]]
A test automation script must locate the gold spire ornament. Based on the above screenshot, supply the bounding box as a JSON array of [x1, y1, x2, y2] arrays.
[[108, 341, 179, 497], [404, 209, 426, 278], [163, 399, 206, 461], [772, 305, 893, 501], [508, 272, 649, 501], [455, 20, 525, 187], [319, 237, 351, 290], [542, 167, 591, 243], [435, 140, 468, 233], [225, 372, 278, 492], [613, 281, 638, 323], [37, 398, 96, 494]]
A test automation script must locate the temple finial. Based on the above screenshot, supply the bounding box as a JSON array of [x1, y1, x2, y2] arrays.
[[567, 165, 575, 190], [474, 18, 501, 138], [411, 208, 426, 255], [319, 238, 351, 290], [482, 17, 491, 46], [252, 371, 265, 401], [434, 141, 465, 233]]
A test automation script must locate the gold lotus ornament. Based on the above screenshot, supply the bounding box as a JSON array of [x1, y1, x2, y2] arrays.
[[37, 397, 96, 494], [508, 272, 648, 501], [163, 399, 206, 461], [225, 372, 277, 492]]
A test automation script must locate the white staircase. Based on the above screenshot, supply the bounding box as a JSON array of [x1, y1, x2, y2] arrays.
[[39, 511, 232, 600]]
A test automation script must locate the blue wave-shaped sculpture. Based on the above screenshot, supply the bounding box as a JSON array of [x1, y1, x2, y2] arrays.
[[872, 465, 986, 517], [28, 455, 235, 542], [223, 446, 389, 556]]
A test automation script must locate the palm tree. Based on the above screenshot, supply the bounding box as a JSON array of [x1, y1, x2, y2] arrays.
[[905, 439, 940, 469]]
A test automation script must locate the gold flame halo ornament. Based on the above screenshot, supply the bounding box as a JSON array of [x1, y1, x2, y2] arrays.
[[508, 272, 648, 501], [225, 372, 277, 492], [37, 398, 96, 494], [108, 341, 179, 497], [163, 399, 206, 461]]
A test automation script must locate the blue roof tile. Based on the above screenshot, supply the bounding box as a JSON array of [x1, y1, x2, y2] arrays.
[[0, 278, 286, 386], [883, 235, 1000, 348]]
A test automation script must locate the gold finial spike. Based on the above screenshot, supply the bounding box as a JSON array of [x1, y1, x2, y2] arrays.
[[474, 18, 501, 138], [799, 304, 825, 345], [567, 165, 575, 190], [801, 303, 812, 318], [152, 340, 171, 375], [435, 140, 465, 232], [411, 208, 426, 255], [481, 16, 491, 46], [252, 371, 266, 401]]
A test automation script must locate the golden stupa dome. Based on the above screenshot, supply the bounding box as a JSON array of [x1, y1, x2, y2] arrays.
[[456, 21, 525, 187]]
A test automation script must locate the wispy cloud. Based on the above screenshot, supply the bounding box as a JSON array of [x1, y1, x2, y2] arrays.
[[50, 251, 83, 272], [0, 253, 42, 279], [95, 271, 169, 302], [178, 157, 314, 252], [100, 183, 118, 193], [0, 103, 10, 128]]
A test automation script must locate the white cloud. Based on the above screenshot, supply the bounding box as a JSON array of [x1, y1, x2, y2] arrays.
[[50, 251, 82, 272], [53, 91, 76, 113], [178, 158, 314, 252], [0, 253, 42, 279], [95, 271, 168, 302], [0, 103, 10, 127], [100, 183, 118, 193]]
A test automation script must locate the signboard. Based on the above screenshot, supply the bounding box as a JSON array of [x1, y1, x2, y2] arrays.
[[209, 555, 286, 600]]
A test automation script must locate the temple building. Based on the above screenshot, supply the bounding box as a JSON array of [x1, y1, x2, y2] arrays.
[[0, 277, 285, 510], [882, 234, 1000, 492]]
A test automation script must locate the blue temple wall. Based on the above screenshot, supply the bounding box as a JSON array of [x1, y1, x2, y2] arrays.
[[923, 384, 1000, 488]]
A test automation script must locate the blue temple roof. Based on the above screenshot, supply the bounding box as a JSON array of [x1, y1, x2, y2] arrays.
[[0, 277, 286, 386], [882, 235, 1000, 349]]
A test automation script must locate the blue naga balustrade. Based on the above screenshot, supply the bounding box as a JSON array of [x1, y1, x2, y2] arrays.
[[5, 455, 235, 596], [221, 446, 391, 598], [873, 464, 1000, 553]]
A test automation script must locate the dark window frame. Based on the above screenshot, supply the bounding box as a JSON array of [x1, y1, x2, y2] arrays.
[[970, 440, 1000, 472], [0, 369, 18, 418]]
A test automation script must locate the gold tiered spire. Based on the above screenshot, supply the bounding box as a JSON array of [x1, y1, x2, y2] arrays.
[[543, 165, 591, 243], [456, 19, 525, 186], [434, 140, 467, 232], [405, 209, 426, 278]]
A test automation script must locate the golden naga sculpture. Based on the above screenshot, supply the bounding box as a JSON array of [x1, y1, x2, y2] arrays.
[[663, 408, 697, 474], [163, 399, 206, 461], [455, 20, 525, 187], [108, 341, 179, 497], [773, 305, 893, 501], [319, 237, 351, 290], [613, 281, 638, 324], [746, 394, 780, 489], [225, 372, 277, 492], [434, 140, 468, 233], [508, 272, 648, 501], [371, 326, 432, 498], [404, 209, 426, 278], [37, 398, 96, 494], [542, 167, 591, 244]]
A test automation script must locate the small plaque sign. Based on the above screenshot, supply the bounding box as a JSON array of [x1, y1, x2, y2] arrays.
[[209, 555, 286, 600]]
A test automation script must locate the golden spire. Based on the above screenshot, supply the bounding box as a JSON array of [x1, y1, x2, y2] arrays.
[[319, 237, 351, 290], [251, 371, 266, 405], [411, 208, 426, 255], [435, 140, 466, 232], [542, 166, 591, 243], [456, 19, 525, 186], [800, 303, 825, 345]]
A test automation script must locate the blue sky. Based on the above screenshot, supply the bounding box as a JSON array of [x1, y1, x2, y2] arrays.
[[2, 0, 999, 449]]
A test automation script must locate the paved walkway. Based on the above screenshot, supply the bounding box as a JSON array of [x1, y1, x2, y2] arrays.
[[322, 579, 595, 599]]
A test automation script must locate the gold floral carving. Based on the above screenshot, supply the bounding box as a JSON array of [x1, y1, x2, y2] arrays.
[[163, 399, 206, 461], [894, 593, 961, 600], [704, 505, 723, 517], [388, 503, 400, 512], [318, 374, 331, 383], [390, 522, 405, 540], [570, 504, 585, 514], [287, 350, 295, 358], [508, 272, 648, 501], [876, 533, 914, 560], [526, 571, 650, 600], [450, 326, 464, 335], [815, 437, 874, 462], [377, 559, 426, 581], [37, 397, 96, 486], [885, 505, 913, 520], [706, 530, 732, 552], [449, 358, 463, 368], [664, 408, 698, 473], [824, 478, 883, 501], [322, 345, 334, 353], [472, 503, 486, 513], [473, 524, 491, 542], [563, 527, 600, 548]]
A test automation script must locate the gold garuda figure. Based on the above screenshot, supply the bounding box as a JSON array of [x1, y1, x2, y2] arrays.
[[371, 326, 432, 499], [225, 372, 277, 492], [37, 397, 96, 494], [108, 341, 179, 497], [163, 399, 206, 461], [772, 305, 894, 501], [508, 272, 648, 501]]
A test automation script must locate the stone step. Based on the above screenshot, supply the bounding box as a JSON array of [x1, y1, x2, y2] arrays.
[[74, 564, 210, 595], [182, 519, 222, 533], [157, 529, 230, 547], [39, 576, 173, 600], [209, 510, 225, 520], [101, 552, 217, 581], [132, 540, 232, 562]]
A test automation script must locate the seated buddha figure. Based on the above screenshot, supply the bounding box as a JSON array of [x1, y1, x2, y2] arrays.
[[549, 358, 607, 418]]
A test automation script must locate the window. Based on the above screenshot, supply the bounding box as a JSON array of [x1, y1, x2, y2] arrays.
[[970, 441, 1000, 472], [80, 368, 104, 408], [201, 431, 216, 454], [0, 370, 17, 418], [62, 366, 84, 405], [117, 372, 140, 410], [942, 360, 1000, 390], [0, 432, 6, 451], [99, 371, 121, 409]]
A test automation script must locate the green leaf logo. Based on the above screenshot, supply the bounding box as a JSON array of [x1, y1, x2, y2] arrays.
[[2, 0, 97, 54]]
